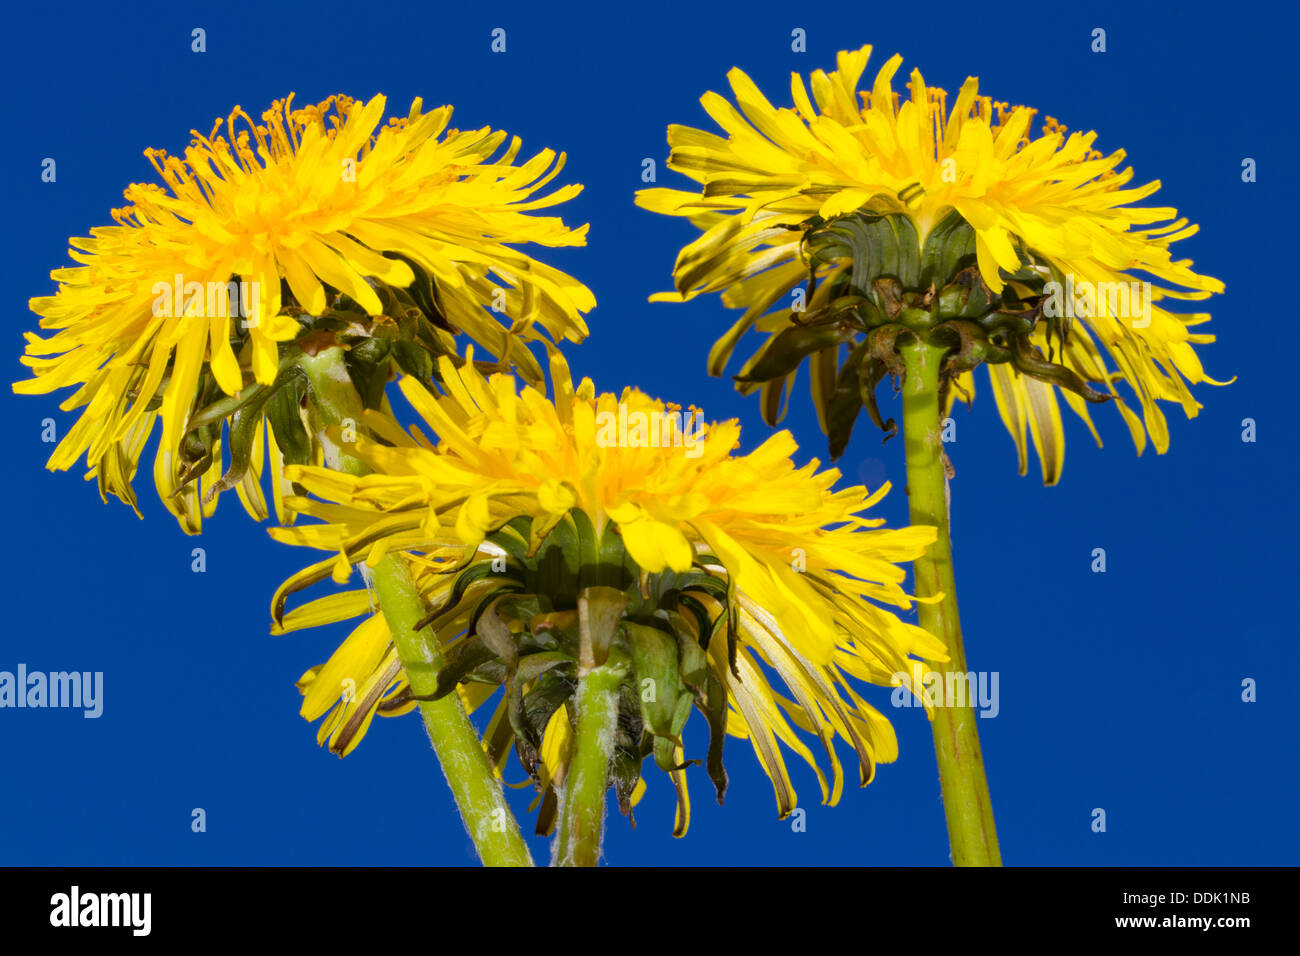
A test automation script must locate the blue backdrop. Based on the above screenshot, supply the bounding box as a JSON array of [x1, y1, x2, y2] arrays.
[[2, 0, 1294, 866]]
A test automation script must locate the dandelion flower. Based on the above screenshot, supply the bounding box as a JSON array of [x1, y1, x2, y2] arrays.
[[636, 45, 1225, 483], [269, 348, 944, 831], [16, 93, 595, 530]]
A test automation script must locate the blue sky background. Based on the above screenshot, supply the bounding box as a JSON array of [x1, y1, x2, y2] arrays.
[[1, 0, 1295, 866]]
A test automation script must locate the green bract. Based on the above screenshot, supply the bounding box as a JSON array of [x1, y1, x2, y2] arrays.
[[404, 509, 736, 836], [728, 210, 1113, 459]]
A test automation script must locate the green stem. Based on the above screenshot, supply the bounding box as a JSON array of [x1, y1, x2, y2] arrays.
[[553, 663, 622, 867], [898, 337, 1002, 867], [298, 348, 369, 476], [301, 345, 533, 867], [370, 552, 534, 867]]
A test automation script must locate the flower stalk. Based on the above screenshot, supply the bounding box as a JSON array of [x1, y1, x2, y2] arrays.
[[553, 662, 623, 867], [370, 550, 535, 867], [553, 585, 629, 866], [297, 348, 370, 477], [898, 337, 1002, 867], [304, 345, 534, 867]]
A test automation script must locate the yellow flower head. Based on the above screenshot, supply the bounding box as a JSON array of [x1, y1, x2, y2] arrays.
[[269, 349, 944, 830], [16, 93, 595, 530], [637, 45, 1226, 483]]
